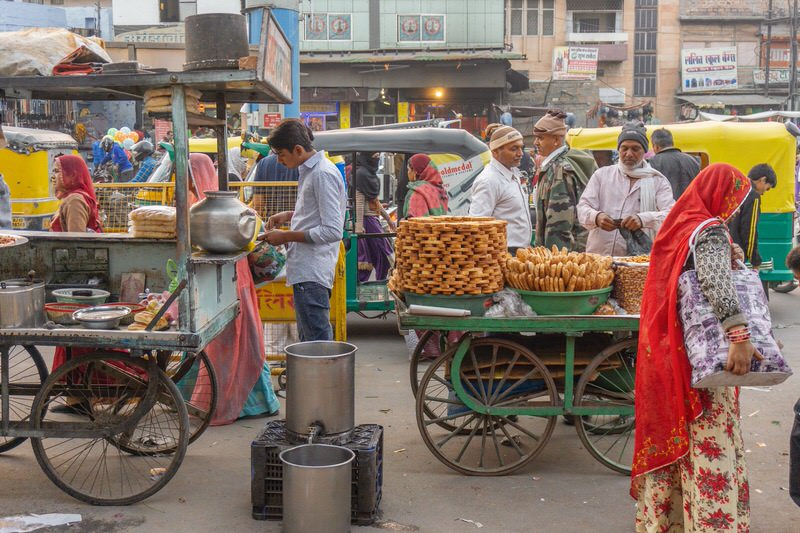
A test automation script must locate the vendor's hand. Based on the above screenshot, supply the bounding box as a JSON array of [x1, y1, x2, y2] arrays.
[[267, 211, 293, 230], [263, 229, 289, 246], [726, 338, 762, 375], [621, 215, 643, 231], [731, 243, 745, 264], [387, 220, 397, 232], [596, 212, 618, 232]]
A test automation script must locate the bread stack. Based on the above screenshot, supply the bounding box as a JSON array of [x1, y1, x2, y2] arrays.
[[505, 246, 614, 292], [389, 216, 507, 296], [144, 87, 202, 115], [128, 206, 176, 239]]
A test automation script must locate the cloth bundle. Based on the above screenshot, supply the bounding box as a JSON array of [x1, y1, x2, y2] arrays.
[[128, 205, 176, 239], [144, 87, 202, 115]]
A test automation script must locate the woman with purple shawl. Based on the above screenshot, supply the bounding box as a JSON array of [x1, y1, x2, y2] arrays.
[[355, 152, 395, 282]]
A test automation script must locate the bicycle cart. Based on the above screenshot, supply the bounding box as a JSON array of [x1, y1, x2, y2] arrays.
[[399, 313, 639, 476], [0, 10, 293, 505]]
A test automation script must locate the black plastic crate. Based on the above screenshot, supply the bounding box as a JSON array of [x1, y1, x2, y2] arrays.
[[251, 420, 383, 525]]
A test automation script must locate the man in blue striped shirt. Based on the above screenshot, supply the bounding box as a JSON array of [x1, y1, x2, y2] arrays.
[[262, 120, 346, 342], [131, 141, 158, 183]]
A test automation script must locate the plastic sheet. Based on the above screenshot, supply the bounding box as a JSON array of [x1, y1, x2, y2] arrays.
[[485, 289, 537, 318]]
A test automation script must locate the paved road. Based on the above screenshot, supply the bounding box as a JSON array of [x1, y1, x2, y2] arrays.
[[1, 291, 799, 532]]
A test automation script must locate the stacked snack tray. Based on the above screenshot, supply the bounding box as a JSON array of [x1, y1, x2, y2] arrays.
[[611, 255, 650, 314], [388, 216, 507, 296]]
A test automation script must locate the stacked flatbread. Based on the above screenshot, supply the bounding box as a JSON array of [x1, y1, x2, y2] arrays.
[[389, 216, 507, 296], [128, 205, 176, 239], [144, 87, 202, 115]]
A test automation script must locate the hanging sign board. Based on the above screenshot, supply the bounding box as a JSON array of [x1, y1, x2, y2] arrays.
[[257, 9, 293, 102]]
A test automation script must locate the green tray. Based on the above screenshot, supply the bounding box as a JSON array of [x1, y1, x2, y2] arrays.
[[403, 292, 496, 317], [514, 286, 611, 316]]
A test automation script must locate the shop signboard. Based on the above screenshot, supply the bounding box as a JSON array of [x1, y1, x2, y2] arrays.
[[398, 15, 445, 42], [552, 47, 598, 80], [263, 113, 282, 128], [753, 69, 792, 86], [681, 47, 738, 92], [258, 9, 293, 102]]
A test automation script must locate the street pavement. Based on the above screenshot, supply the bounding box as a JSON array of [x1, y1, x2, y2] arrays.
[[1, 291, 799, 532]]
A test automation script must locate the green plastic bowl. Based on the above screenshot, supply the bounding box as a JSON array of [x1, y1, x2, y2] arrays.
[[514, 286, 612, 316], [403, 292, 496, 317]]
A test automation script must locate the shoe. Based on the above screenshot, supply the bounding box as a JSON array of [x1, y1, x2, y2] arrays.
[[50, 400, 91, 415], [238, 409, 280, 421]]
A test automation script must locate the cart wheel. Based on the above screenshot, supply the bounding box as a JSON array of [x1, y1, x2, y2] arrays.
[[574, 338, 637, 475], [0, 345, 47, 453], [30, 352, 188, 505], [160, 351, 217, 444], [409, 330, 434, 397], [416, 338, 558, 476]]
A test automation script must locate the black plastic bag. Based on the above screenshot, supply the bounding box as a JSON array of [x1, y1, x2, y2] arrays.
[[791, 398, 800, 507], [619, 227, 653, 255]]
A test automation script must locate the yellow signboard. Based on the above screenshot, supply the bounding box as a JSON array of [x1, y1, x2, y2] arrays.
[[398, 102, 409, 123]]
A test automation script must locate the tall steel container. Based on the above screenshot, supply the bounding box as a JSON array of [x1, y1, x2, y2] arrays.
[[285, 341, 356, 440], [184, 13, 249, 71], [0, 279, 45, 328], [280, 444, 354, 533]]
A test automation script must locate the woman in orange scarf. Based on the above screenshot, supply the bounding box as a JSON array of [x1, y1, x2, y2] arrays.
[[633, 163, 761, 531]]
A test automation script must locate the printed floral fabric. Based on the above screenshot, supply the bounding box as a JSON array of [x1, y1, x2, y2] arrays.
[[635, 387, 749, 532], [678, 257, 792, 388]]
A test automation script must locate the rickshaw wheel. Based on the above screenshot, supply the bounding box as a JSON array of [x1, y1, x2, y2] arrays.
[[416, 338, 557, 476], [574, 338, 637, 475], [0, 345, 47, 453], [30, 352, 188, 505], [409, 330, 435, 397], [159, 350, 217, 445]]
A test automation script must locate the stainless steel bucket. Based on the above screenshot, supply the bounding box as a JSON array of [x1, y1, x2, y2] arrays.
[[280, 444, 354, 533], [0, 279, 45, 328], [285, 341, 357, 441]]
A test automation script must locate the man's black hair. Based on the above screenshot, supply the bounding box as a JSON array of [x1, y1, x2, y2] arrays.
[[650, 128, 674, 149], [267, 119, 314, 152], [787, 245, 800, 274], [747, 163, 777, 187]]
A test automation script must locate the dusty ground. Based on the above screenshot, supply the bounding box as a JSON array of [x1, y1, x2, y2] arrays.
[[1, 291, 799, 532]]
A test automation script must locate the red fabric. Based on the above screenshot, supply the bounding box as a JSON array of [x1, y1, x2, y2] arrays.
[[406, 154, 448, 218], [631, 163, 752, 497], [188, 153, 266, 425], [50, 155, 102, 233]]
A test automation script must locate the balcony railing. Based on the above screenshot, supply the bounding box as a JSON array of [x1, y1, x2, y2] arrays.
[[567, 32, 628, 43]]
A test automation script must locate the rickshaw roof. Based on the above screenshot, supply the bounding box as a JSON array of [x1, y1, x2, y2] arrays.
[[567, 121, 797, 213], [313, 127, 489, 160], [3, 126, 78, 152]]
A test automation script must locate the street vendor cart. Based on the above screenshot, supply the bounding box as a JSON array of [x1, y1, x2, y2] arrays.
[[0, 11, 293, 505]]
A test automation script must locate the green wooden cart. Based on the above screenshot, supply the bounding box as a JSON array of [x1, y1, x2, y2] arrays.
[[399, 313, 639, 476]]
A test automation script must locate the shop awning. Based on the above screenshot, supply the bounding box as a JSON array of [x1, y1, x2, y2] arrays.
[[506, 68, 530, 92], [677, 93, 786, 108]]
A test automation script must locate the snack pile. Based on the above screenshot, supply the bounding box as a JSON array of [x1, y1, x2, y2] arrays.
[[389, 216, 507, 295], [612, 258, 649, 314], [505, 246, 615, 292], [144, 87, 202, 115], [127, 293, 172, 331], [128, 206, 176, 239]]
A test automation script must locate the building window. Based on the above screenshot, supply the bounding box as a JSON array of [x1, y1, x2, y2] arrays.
[[50, 0, 65, 5], [398, 15, 445, 42], [567, 0, 622, 34], [305, 13, 353, 41], [509, 0, 553, 37], [159, 0, 197, 23], [633, 0, 658, 96]]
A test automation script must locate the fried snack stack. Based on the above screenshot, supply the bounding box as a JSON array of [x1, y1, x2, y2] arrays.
[[505, 246, 614, 292], [612, 257, 649, 314], [389, 216, 507, 295]]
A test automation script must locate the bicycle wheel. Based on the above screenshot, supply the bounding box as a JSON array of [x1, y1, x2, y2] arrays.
[[416, 338, 558, 475], [30, 352, 188, 505], [0, 345, 47, 453], [162, 351, 217, 444], [408, 330, 434, 397], [574, 338, 637, 475]]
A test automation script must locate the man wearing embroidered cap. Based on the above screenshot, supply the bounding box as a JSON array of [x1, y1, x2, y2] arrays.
[[533, 110, 597, 251], [469, 123, 532, 253], [577, 122, 675, 256]]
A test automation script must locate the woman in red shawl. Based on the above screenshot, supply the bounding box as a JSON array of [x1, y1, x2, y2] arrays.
[[404, 154, 448, 218], [189, 154, 279, 423], [633, 163, 761, 531], [50, 155, 102, 232]]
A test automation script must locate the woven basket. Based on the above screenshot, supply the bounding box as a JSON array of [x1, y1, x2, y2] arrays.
[[612, 264, 648, 314]]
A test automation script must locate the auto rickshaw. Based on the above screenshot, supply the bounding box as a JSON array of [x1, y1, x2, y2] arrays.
[[0, 126, 79, 230], [311, 127, 492, 313], [567, 121, 797, 285]]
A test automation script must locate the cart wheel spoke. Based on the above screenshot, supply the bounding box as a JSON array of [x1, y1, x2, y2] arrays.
[[416, 338, 557, 476], [30, 352, 188, 505], [574, 338, 637, 475], [160, 351, 216, 444], [0, 345, 47, 454]]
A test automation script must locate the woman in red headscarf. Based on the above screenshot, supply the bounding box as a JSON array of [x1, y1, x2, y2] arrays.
[[188, 154, 279, 424], [633, 163, 760, 531], [50, 155, 102, 233], [404, 154, 448, 218]]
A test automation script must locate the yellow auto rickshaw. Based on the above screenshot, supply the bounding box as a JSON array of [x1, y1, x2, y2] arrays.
[[0, 126, 79, 230], [567, 121, 797, 284]]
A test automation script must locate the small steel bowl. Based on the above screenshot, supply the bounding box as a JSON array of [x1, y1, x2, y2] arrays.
[[72, 305, 131, 330]]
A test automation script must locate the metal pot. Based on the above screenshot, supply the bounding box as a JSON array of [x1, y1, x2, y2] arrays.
[[184, 13, 249, 71], [0, 278, 45, 328], [190, 191, 258, 254]]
